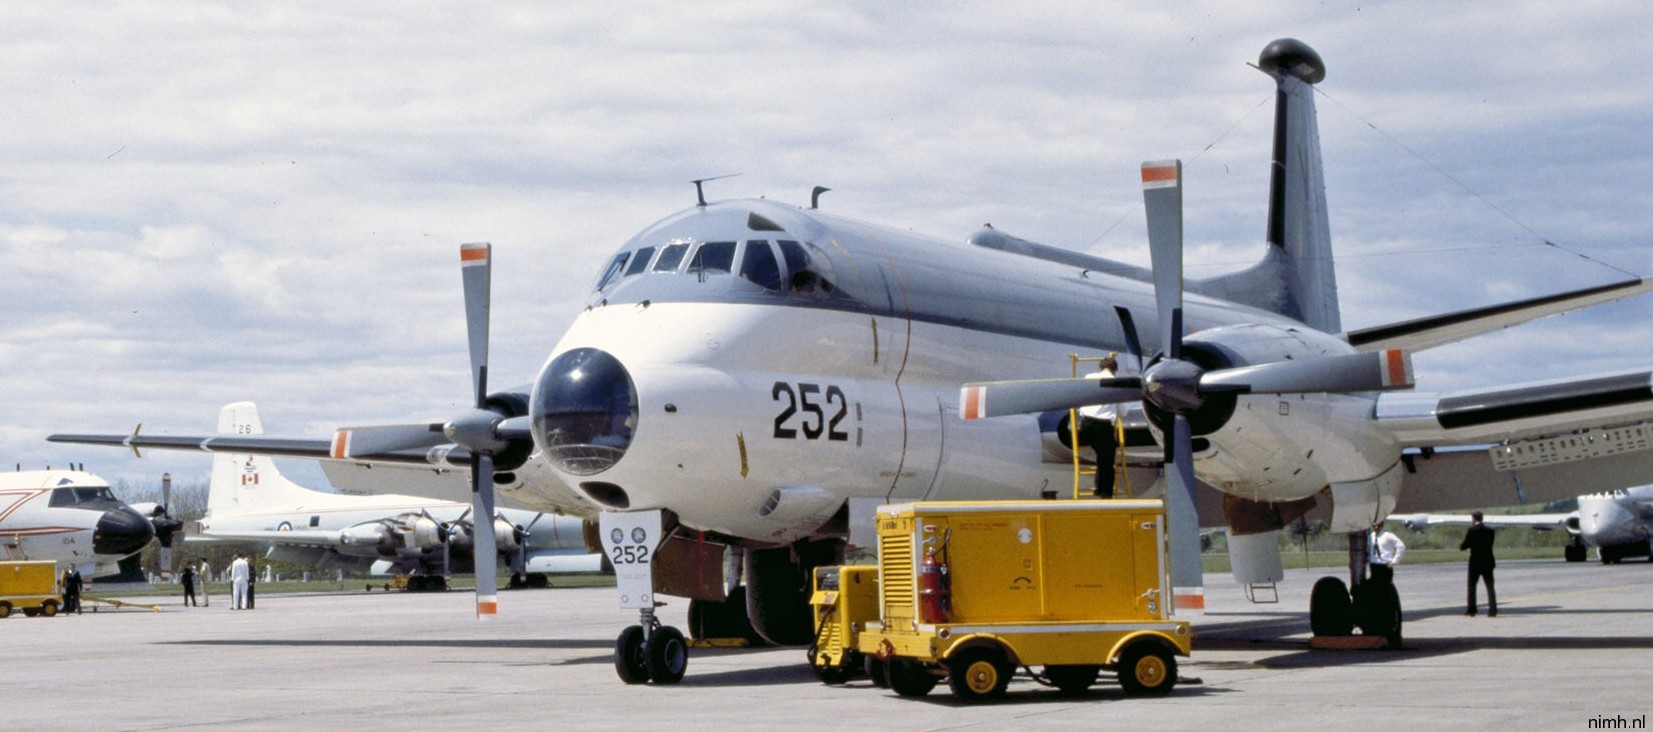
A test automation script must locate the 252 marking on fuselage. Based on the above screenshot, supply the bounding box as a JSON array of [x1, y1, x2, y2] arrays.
[[770, 381, 856, 442]]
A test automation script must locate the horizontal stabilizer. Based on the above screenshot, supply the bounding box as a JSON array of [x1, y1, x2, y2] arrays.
[[1345, 277, 1653, 352]]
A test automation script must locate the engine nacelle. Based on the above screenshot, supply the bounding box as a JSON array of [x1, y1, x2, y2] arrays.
[[1175, 323, 1404, 504], [391, 513, 445, 553], [495, 517, 521, 553], [340, 523, 394, 554]]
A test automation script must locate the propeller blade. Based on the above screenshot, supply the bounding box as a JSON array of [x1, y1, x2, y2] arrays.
[[1199, 348, 1414, 395], [471, 453, 498, 620], [1114, 305, 1145, 373], [1164, 413, 1204, 616], [328, 423, 448, 459], [1142, 160, 1184, 359], [460, 242, 492, 408], [960, 377, 1143, 419]]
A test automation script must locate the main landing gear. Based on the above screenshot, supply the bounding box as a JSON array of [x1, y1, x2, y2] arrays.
[[614, 604, 689, 685], [1308, 532, 1402, 649]]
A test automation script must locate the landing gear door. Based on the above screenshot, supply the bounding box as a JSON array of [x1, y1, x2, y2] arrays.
[[601, 510, 664, 610]]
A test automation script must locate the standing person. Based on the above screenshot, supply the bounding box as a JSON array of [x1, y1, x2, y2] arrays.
[[246, 560, 256, 610], [1460, 511, 1498, 616], [229, 553, 250, 610], [1369, 521, 1406, 585], [198, 558, 211, 607], [180, 562, 198, 607], [62, 565, 84, 614], [1075, 355, 1121, 499]]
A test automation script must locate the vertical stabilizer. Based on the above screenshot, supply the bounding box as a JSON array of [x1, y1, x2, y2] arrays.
[[207, 402, 323, 518], [1261, 38, 1340, 333], [1195, 39, 1340, 332]]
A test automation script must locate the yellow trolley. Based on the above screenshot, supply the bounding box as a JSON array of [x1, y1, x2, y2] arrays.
[[848, 500, 1191, 703]]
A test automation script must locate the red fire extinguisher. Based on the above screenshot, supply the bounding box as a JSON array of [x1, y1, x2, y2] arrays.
[[918, 546, 952, 624]]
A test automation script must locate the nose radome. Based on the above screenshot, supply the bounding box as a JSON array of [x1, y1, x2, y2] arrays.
[[531, 347, 638, 476], [94, 506, 156, 557]]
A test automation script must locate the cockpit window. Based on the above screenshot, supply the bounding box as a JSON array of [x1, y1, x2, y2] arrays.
[[624, 246, 656, 276], [777, 239, 836, 295], [653, 242, 691, 272], [739, 240, 782, 291], [594, 252, 630, 291], [48, 486, 119, 508], [688, 241, 736, 277]]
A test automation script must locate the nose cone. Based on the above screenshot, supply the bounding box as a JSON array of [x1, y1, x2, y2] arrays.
[[531, 348, 638, 476], [94, 506, 156, 558]]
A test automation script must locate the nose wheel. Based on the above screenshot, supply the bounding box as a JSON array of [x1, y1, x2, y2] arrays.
[[613, 607, 689, 685]]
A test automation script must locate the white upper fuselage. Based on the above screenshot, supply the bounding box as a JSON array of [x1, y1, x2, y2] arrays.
[[0, 470, 154, 576], [517, 200, 1405, 544]]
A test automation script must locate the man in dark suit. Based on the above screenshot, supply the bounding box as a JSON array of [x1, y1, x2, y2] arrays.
[[1460, 511, 1497, 616]]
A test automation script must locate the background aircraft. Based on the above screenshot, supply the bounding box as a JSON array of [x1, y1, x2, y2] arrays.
[[1393, 483, 1653, 565], [48, 39, 1653, 666], [190, 403, 601, 590], [0, 469, 155, 577]]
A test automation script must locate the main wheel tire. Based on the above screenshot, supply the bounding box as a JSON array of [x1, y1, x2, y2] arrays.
[[1310, 576, 1354, 636], [40, 601, 58, 618], [1565, 543, 1587, 563], [1354, 581, 1403, 647], [614, 625, 650, 684], [1044, 664, 1100, 695], [1118, 643, 1177, 697], [645, 626, 689, 684], [690, 587, 764, 645], [947, 647, 1013, 703], [865, 656, 891, 688], [745, 541, 843, 646], [888, 658, 939, 698]]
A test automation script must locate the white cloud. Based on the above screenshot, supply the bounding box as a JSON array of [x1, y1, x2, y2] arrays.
[[4, 1, 1650, 489]]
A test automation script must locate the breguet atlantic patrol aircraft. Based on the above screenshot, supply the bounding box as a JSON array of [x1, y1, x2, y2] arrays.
[[0, 469, 155, 577], [194, 403, 600, 590], [51, 39, 1653, 667], [1393, 483, 1653, 565]]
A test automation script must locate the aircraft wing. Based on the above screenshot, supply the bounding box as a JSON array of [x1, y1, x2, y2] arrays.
[[46, 431, 466, 465], [1388, 511, 1575, 532], [1343, 277, 1653, 352], [1375, 368, 1653, 512], [188, 528, 359, 548]]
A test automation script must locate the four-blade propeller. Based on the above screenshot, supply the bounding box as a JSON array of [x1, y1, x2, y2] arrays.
[[959, 160, 1414, 614]]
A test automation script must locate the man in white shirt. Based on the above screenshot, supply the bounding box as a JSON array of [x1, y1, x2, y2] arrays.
[[229, 554, 251, 610], [1076, 355, 1121, 499], [1369, 521, 1406, 585]]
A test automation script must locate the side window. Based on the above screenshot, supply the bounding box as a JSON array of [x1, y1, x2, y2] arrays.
[[653, 242, 691, 273], [594, 252, 630, 291], [738, 240, 782, 291], [623, 246, 655, 276], [777, 239, 829, 294], [688, 241, 736, 276]]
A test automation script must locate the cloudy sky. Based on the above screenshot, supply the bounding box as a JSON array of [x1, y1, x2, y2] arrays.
[[4, 2, 1650, 492]]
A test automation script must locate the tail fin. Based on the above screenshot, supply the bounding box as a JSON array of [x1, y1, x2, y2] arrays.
[[207, 402, 327, 518], [1196, 39, 1341, 332]]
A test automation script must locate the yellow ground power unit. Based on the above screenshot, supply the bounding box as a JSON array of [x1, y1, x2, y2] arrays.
[[850, 499, 1191, 703], [0, 561, 63, 618]]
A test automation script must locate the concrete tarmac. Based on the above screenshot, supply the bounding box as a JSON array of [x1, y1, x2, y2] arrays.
[[7, 559, 1650, 731]]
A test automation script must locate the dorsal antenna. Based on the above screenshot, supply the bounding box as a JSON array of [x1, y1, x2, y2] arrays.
[[810, 186, 831, 209], [691, 174, 741, 207]]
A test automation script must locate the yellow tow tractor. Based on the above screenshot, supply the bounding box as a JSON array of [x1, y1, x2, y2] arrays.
[[0, 560, 63, 618], [809, 499, 1191, 703]]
